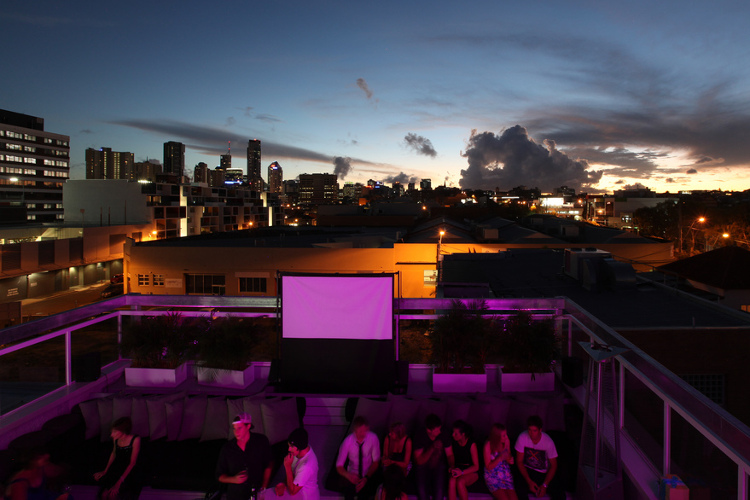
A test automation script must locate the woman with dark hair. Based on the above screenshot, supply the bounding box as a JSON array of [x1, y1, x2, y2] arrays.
[[4, 449, 70, 500], [483, 424, 517, 500], [381, 422, 412, 476], [94, 417, 142, 500], [445, 420, 479, 500]]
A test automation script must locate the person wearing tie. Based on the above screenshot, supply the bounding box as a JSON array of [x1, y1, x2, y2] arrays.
[[335, 416, 381, 500]]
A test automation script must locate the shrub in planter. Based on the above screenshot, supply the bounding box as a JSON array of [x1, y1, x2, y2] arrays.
[[498, 311, 560, 379], [430, 299, 496, 374], [120, 311, 200, 369], [195, 316, 267, 383]]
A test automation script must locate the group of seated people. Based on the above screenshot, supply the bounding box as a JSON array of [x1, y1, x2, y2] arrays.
[[4, 412, 562, 500], [215, 411, 564, 500]]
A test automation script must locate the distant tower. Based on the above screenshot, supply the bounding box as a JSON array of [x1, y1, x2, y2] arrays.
[[163, 141, 185, 178], [220, 141, 232, 171], [194, 162, 209, 184], [268, 161, 283, 194], [85, 147, 134, 180], [247, 139, 262, 190]]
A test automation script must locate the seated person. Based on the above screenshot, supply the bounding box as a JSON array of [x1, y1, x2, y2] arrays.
[[412, 413, 450, 500], [94, 416, 142, 500], [269, 428, 319, 500], [514, 415, 563, 500], [4, 448, 70, 500], [445, 420, 479, 500], [376, 464, 408, 500], [335, 416, 381, 500], [216, 413, 273, 500], [381, 422, 412, 476], [483, 423, 517, 500]]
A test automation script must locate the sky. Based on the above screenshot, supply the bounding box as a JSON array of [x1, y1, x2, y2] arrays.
[[3, 0, 750, 194]]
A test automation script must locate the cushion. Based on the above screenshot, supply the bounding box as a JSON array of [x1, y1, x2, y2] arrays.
[[165, 399, 185, 441], [261, 397, 300, 444], [201, 397, 229, 442], [465, 399, 493, 441], [131, 397, 150, 438], [79, 400, 101, 440], [444, 397, 473, 430], [387, 396, 421, 436], [353, 398, 392, 438], [97, 397, 114, 442], [178, 396, 208, 441], [113, 396, 133, 421], [241, 397, 266, 437], [417, 398, 447, 428]]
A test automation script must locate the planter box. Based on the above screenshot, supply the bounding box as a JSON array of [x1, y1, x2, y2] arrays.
[[433, 372, 487, 393], [195, 365, 254, 389], [125, 363, 189, 387], [500, 370, 555, 392]]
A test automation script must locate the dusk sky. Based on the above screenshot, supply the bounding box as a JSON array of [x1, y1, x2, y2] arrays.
[[3, 0, 750, 193]]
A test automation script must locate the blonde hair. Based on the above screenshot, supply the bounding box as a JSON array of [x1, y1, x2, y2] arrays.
[[488, 423, 507, 452]]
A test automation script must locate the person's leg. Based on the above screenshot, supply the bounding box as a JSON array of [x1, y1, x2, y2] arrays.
[[415, 466, 430, 500], [447, 476, 457, 500], [455, 472, 478, 500], [433, 465, 447, 500]]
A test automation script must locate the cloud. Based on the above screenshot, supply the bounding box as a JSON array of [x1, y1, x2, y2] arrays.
[[686, 168, 698, 174], [79, 129, 93, 134], [333, 156, 352, 179], [225, 117, 236, 127], [110, 118, 375, 166], [459, 126, 602, 191], [403, 133, 437, 158], [356, 78, 373, 99], [255, 114, 282, 123], [384, 172, 418, 185]]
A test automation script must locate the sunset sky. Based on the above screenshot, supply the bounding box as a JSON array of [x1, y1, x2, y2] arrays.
[[2, 0, 750, 193]]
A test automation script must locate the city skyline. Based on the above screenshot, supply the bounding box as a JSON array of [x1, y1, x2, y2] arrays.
[[2, 1, 750, 193]]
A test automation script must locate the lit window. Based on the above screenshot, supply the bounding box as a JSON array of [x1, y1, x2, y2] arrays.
[[137, 274, 150, 286], [7, 144, 21, 150], [153, 274, 165, 286], [24, 158, 37, 164]]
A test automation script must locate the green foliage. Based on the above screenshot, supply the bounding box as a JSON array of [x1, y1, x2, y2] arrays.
[[429, 299, 497, 374], [398, 320, 432, 364], [120, 312, 200, 369], [498, 311, 559, 377]]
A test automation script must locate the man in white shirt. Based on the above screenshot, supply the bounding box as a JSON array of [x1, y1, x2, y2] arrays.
[[514, 415, 564, 500], [335, 416, 381, 500], [269, 428, 319, 500]]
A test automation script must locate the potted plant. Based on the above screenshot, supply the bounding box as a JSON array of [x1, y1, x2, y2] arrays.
[[429, 299, 496, 392], [498, 311, 560, 391], [194, 315, 266, 388], [120, 311, 200, 387]]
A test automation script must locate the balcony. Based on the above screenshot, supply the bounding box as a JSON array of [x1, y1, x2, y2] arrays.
[[1, 296, 748, 499]]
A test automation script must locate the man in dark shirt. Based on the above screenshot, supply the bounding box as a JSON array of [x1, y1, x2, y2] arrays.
[[217, 413, 273, 500], [413, 413, 451, 500]]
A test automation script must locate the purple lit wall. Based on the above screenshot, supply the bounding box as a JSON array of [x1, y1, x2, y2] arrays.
[[280, 274, 395, 393]]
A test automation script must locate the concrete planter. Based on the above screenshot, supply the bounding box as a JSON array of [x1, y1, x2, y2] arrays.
[[125, 363, 189, 387], [195, 364, 254, 389], [500, 370, 555, 392], [432, 372, 487, 393]]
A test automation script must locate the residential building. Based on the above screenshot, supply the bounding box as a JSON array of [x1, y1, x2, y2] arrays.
[[247, 139, 262, 190], [299, 173, 338, 206], [0, 109, 69, 224], [129, 159, 162, 182], [163, 141, 185, 178], [268, 161, 282, 194], [85, 147, 134, 180], [194, 162, 209, 184]]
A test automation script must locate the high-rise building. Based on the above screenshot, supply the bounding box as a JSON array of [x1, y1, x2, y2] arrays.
[[420, 178, 432, 190], [194, 162, 209, 184], [247, 139, 262, 190], [129, 159, 162, 182], [299, 173, 339, 205], [220, 153, 231, 171], [163, 141, 185, 178], [0, 109, 69, 223], [85, 147, 134, 180], [268, 161, 283, 194]]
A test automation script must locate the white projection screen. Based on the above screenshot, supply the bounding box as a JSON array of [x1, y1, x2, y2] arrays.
[[280, 274, 395, 393]]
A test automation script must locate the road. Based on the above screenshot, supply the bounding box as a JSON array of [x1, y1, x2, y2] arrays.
[[20, 281, 115, 321]]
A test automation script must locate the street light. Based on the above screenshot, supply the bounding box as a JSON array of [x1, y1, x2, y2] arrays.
[[437, 229, 446, 283], [679, 216, 705, 255]]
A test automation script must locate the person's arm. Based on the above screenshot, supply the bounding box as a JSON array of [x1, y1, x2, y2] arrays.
[[217, 447, 248, 485], [396, 438, 412, 470], [8, 477, 29, 500], [483, 442, 502, 470], [94, 443, 117, 480], [382, 435, 391, 464], [515, 450, 538, 495], [283, 454, 303, 496], [445, 444, 455, 470], [336, 439, 359, 484], [462, 443, 479, 475], [538, 457, 557, 496], [110, 436, 141, 493]]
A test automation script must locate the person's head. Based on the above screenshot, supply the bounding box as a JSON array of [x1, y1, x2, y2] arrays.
[[232, 412, 253, 440], [352, 416, 370, 441], [111, 416, 133, 439], [20, 448, 50, 471], [383, 464, 406, 500], [488, 423, 508, 450], [451, 420, 472, 442], [526, 415, 544, 443], [388, 422, 406, 441], [424, 413, 442, 440], [287, 427, 309, 457]]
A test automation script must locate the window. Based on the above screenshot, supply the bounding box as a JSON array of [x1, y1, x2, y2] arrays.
[[23, 146, 36, 152], [44, 159, 54, 166], [44, 138, 52, 144], [153, 274, 165, 286], [137, 274, 150, 286], [185, 273, 225, 295], [7, 143, 21, 150], [24, 157, 37, 164], [6, 131, 22, 139], [23, 134, 36, 141], [239, 277, 267, 293]]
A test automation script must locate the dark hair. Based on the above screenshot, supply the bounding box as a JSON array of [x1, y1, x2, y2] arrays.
[[452, 419, 472, 439], [383, 464, 405, 500], [352, 415, 369, 429], [288, 427, 309, 450], [526, 415, 543, 429], [424, 413, 442, 431], [112, 416, 133, 434]]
